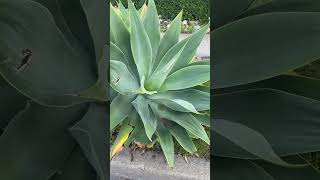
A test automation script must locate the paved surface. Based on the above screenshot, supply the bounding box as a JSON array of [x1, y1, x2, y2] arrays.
[[111, 149, 210, 180], [180, 34, 210, 58]]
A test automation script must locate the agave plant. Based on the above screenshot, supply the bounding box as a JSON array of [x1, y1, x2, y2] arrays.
[[212, 0, 320, 179], [110, 0, 210, 167], [0, 0, 107, 179]]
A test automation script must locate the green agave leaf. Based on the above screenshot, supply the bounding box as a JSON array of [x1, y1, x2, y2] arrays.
[[212, 0, 254, 28], [242, 0, 320, 18], [150, 98, 200, 114], [110, 5, 137, 75], [128, 0, 153, 79], [156, 122, 174, 167], [166, 121, 197, 154], [213, 12, 320, 89], [0, 1, 97, 106], [161, 65, 210, 91], [143, 0, 160, 64], [0, 77, 27, 130], [213, 157, 274, 180], [70, 103, 107, 180], [213, 89, 320, 158], [110, 42, 130, 70], [256, 155, 320, 180], [80, 0, 107, 62], [55, 0, 96, 60], [193, 113, 210, 127], [125, 111, 152, 147], [151, 103, 209, 144], [50, 146, 97, 180], [110, 28, 115, 43], [171, 24, 209, 72], [110, 60, 139, 95], [149, 89, 210, 111], [110, 121, 133, 158], [213, 119, 299, 167], [0, 102, 88, 180], [79, 45, 108, 101], [110, 94, 136, 130], [146, 40, 188, 90], [214, 156, 320, 180], [153, 11, 182, 70], [132, 95, 157, 141], [215, 75, 320, 101]]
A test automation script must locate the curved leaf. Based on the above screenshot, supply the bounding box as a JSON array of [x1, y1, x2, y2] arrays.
[[213, 89, 320, 158], [110, 60, 139, 95], [70, 103, 108, 180], [213, 12, 320, 88], [0, 102, 88, 180], [156, 122, 174, 167], [132, 95, 157, 141], [161, 65, 210, 91], [149, 89, 210, 111], [213, 119, 299, 167], [110, 94, 135, 130], [128, 0, 152, 79]]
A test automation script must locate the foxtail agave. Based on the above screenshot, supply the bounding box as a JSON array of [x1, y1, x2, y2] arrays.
[[0, 0, 107, 179], [212, 0, 320, 179], [110, 0, 210, 167]]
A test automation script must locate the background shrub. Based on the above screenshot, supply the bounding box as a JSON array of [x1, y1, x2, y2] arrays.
[[111, 0, 209, 24]]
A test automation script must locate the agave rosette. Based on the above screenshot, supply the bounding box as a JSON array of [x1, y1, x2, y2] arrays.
[[110, 0, 210, 167]]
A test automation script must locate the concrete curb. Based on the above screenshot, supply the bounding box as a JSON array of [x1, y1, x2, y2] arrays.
[[111, 149, 210, 180]]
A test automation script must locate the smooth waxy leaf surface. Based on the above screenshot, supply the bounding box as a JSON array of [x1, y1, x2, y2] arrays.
[[213, 12, 320, 89], [156, 122, 174, 167]]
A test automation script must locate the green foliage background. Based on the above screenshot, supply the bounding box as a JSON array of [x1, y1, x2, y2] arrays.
[[111, 0, 209, 24]]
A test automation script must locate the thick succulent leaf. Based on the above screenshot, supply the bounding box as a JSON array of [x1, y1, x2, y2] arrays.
[[166, 121, 197, 154], [151, 24, 208, 79], [213, 157, 274, 180], [70, 103, 108, 180], [132, 95, 157, 141], [128, 0, 153, 79], [213, 89, 320, 158], [149, 89, 210, 111], [213, 119, 297, 167], [193, 113, 210, 127], [0, 1, 97, 106], [151, 98, 199, 114], [154, 11, 182, 70], [79, 45, 108, 101], [56, 0, 96, 60], [215, 75, 320, 101], [50, 146, 97, 180], [125, 111, 152, 146], [156, 122, 174, 167], [110, 5, 137, 75], [146, 41, 188, 90], [212, 0, 254, 28], [110, 60, 139, 95], [256, 155, 320, 180], [214, 156, 320, 180], [110, 42, 130, 71], [143, 0, 160, 64], [151, 103, 209, 144], [242, 0, 320, 18], [110, 94, 136, 130], [0, 77, 27, 130], [0, 102, 88, 180], [80, 0, 107, 62], [111, 122, 133, 158], [213, 12, 320, 89], [161, 65, 210, 91]]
